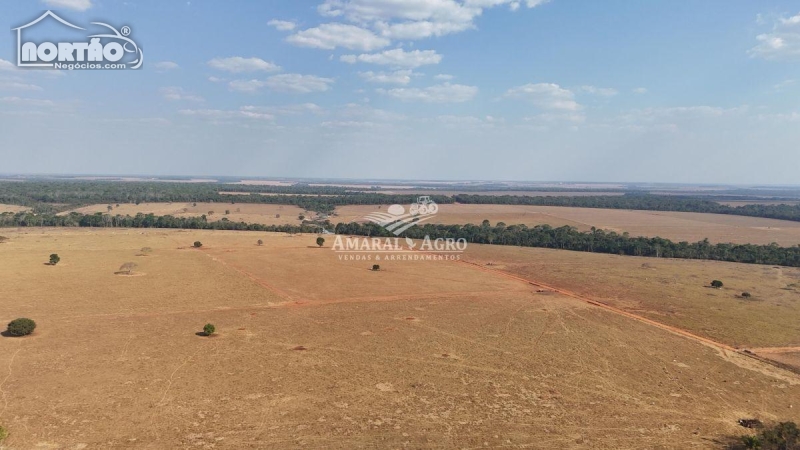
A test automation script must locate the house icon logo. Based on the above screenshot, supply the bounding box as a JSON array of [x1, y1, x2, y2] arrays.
[[12, 10, 143, 70]]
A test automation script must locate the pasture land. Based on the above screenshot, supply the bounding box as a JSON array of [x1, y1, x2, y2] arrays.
[[336, 204, 800, 246], [0, 204, 29, 213], [63, 202, 306, 226], [0, 228, 798, 448]]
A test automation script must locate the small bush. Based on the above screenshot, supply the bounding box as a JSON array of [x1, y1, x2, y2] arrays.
[[193, 241, 203, 248], [118, 262, 137, 274], [7, 318, 36, 337], [257, 239, 264, 246], [742, 292, 752, 299], [49, 253, 60, 265], [0, 236, 8, 244], [0, 425, 8, 442], [372, 264, 381, 271], [739, 421, 799, 449], [316, 237, 325, 247], [203, 323, 216, 336], [225, 210, 230, 215], [299, 215, 306, 221], [711, 280, 724, 288]]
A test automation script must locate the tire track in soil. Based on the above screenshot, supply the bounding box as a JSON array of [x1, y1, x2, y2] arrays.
[[451, 257, 800, 382]]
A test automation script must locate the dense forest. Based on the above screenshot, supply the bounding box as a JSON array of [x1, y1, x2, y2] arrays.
[[0, 181, 453, 214], [3, 211, 800, 268], [3, 180, 800, 221]]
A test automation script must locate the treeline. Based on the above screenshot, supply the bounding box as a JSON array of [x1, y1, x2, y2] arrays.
[[453, 194, 800, 222], [3, 211, 800, 268], [0, 181, 453, 214]]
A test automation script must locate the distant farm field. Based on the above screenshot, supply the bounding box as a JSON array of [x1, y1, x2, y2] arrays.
[[336, 204, 800, 246], [0, 228, 798, 448], [0, 204, 30, 213], [63, 202, 306, 226]]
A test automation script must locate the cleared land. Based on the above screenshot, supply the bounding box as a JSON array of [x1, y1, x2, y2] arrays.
[[63, 202, 306, 226], [0, 204, 29, 213], [0, 228, 798, 448], [336, 204, 800, 246]]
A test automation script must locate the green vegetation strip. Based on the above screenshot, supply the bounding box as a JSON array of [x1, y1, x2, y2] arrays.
[[2, 211, 800, 268]]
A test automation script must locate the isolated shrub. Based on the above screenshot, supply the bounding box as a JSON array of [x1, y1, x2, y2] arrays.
[[0, 425, 7, 442], [203, 323, 215, 336], [49, 253, 60, 265], [742, 292, 752, 299], [193, 241, 203, 248], [711, 280, 724, 288], [372, 264, 380, 271], [118, 262, 137, 274], [0, 236, 8, 243], [7, 318, 36, 337], [299, 215, 306, 221], [257, 239, 264, 246], [740, 421, 800, 449], [275, 214, 280, 219], [316, 237, 325, 247], [140, 247, 152, 254], [225, 210, 230, 215]]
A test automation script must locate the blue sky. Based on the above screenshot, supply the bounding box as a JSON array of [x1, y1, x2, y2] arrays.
[[1, 0, 799, 183]]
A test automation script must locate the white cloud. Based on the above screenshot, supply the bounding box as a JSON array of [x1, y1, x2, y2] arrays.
[[578, 85, 618, 97], [633, 87, 648, 94], [749, 12, 800, 61], [505, 83, 581, 111], [379, 82, 477, 103], [42, 0, 92, 11], [0, 81, 42, 92], [241, 103, 324, 116], [268, 20, 297, 31], [340, 48, 442, 68], [773, 79, 795, 91], [230, 74, 335, 94], [0, 97, 56, 107], [208, 57, 281, 73], [0, 59, 16, 71], [179, 108, 275, 121], [160, 87, 204, 102], [154, 61, 179, 71], [524, 112, 585, 124], [434, 74, 454, 80], [359, 70, 413, 84], [287, 23, 390, 51], [317, 0, 550, 41]]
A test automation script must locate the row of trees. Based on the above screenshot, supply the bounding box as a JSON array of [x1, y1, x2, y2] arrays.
[[453, 194, 800, 222], [3, 211, 800, 267]]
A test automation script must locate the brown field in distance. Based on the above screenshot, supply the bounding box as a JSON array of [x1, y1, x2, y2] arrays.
[[63, 202, 306, 226], [0, 204, 30, 213], [0, 228, 798, 448], [336, 204, 800, 246]]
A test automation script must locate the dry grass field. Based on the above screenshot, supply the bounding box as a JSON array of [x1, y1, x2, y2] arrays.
[[461, 245, 800, 349], [63, 202, 306, 226], [0, 204, 29, 214], [335, 204, 800, 246], [0, 228, 799, 448]]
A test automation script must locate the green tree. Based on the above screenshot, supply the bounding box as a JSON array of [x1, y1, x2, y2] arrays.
[[257, 239, 264, 246], [372, 264, 380, 271], [316, 237, 325, 247], [49, 253, 60, 265], [0, 425, 7, 443], [711, 280, 724, 288], [193, 241, 203, 248], [7, 318, 36, 336], [742, 292, 752, 299], [203, 323, 215, 336]]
